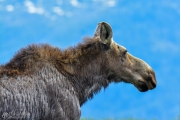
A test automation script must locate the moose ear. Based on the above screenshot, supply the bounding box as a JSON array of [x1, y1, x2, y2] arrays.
[[94, 22, 113, 45]]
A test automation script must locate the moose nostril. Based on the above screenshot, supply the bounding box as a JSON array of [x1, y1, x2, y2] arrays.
[[149, 71, 157, 88], [148, 76, 156, 87], [151, 80, 156, 88]]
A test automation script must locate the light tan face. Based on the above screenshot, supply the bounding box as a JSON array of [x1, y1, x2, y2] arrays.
[[94, 22, 157, 92]]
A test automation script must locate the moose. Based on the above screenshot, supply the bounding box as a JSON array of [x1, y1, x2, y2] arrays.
[[0, 22, 156, 120]]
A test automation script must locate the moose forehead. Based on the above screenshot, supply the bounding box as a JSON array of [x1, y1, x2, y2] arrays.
[[110, 39, 127, 52], [111, 40, 152, 69]]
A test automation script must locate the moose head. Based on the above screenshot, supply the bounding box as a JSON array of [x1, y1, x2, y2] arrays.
[[94, 22, 156, 92]]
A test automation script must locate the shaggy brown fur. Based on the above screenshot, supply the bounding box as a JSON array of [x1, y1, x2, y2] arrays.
[[0, 22, 156, 120], [0, 37, 103, 77]]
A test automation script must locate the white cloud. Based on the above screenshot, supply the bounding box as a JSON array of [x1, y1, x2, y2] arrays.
[[152, 41, 179, 54], [70, 0, 81, 7], [50, 15, 57, 21], [6, 5, 14, 12], [0, 5, 3, 11], [53, 7, 64, 16], [65, 12, 73, 17], [56, 0, 63, 5], [93, 0, 116, 7], [24, 0, 44, 14], [106, 0, 116, 7]]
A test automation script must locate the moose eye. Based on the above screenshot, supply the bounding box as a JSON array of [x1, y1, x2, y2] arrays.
[[120, 50, 127, 62], [117, 45, 120, 49], [123, 50, 127, 56]]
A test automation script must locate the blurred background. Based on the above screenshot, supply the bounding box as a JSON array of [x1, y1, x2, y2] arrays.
[[0, 0, 180, 119]]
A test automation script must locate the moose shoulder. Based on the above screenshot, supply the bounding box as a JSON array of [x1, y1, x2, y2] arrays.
[[0, 22, 156, 120]]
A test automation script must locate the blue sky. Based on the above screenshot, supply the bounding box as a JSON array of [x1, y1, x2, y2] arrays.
[[0, 0, 180, 119]]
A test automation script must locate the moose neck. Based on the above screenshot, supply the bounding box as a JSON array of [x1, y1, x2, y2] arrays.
[[58, 38, 111, 106], [69, 57, 110, 106]]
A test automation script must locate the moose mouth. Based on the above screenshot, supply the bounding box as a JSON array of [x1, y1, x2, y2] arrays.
[[137, 80, 149, 92]]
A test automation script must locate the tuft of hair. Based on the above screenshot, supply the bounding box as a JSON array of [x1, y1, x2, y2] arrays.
[[0, 37, 104, 77]]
